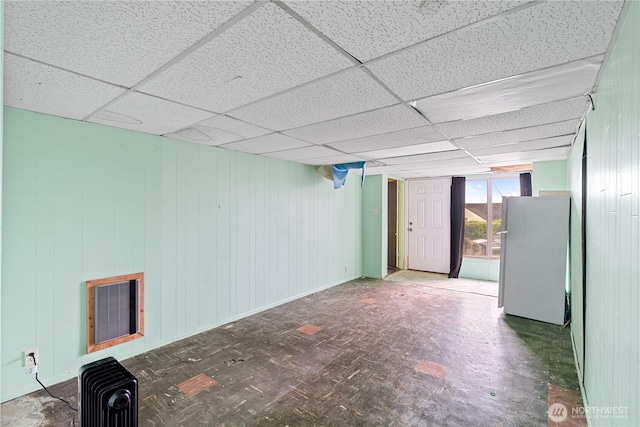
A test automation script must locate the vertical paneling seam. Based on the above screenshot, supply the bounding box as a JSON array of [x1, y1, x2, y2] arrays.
[[196, 148, 200, 328], [113, 127, 116, 277], [141, 135, 147, 347], [176, 144, 179, 336], [80, 122, 85, 363], [31, 113, 38, 358], [183, 144, 186, 332], [50, 118, 57, 373], [173, 144, 180, 335], [235, 153, 239, 317], [159, 138, 164, 340]]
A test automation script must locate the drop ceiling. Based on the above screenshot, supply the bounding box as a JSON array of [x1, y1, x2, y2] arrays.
[[3, 0, 627, 179]]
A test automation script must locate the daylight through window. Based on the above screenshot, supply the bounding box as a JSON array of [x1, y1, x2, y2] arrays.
[[464, 177, 520, 259]]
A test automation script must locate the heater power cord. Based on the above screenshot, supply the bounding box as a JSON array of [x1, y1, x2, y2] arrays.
[[29, 352, 78, 426]]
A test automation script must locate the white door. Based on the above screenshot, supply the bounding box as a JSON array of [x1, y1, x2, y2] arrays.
[[407, 178, 451, 273]]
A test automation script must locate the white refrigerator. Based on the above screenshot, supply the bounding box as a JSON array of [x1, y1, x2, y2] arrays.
[[498, 196, 570, 325]]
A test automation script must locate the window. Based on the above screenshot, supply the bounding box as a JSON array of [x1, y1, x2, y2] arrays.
[[86, 272, 144, 353], [464, 177, 520, 259]]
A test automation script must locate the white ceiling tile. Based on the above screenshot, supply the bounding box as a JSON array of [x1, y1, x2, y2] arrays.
[[4, 1, 253, 87], [200, 115, 272, 140], [4, 54, 125, 120], [407, 164, 492, 177], [168, 115, 273, 146], [88, 92, 214, 136], [356, 141, 458, 160], [228, 68, 398, 131], [300, 154, 367, 166], [284, 0, 528, 62], [435, 97, 590, 139], [4, 0, 621, 179], [414, 57, 601, 123], [483, 159, 540, 169], [140, 3, 353, 113], [167, 126, 240, 146], [381, 150, 471, 165], [455, 120, 580, 150], [283, 104, 426, 145], [367, 1, 622, 100], [221, 133, 311, 155], [478, 146, 572, 164], [400, 156, 482, 171], [390, 171, 425, 179], [468, 135, 575, 157], [363, 165, 407, 175], [263, 145, 341, 162], [329, 126, 447, 153]]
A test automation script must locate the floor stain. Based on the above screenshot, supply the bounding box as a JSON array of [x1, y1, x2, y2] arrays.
[[1, 274, 583, 426]]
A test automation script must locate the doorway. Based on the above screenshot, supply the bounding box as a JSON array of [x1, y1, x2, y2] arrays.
[[407, 178, 451, 274], [388, 180, 399, 274]]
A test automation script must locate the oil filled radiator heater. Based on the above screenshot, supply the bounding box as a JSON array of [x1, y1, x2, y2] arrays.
[[78, 357, 138, 426]]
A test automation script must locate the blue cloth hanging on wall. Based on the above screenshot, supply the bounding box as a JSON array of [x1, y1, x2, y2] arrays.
[[332, 162, 366, 189]]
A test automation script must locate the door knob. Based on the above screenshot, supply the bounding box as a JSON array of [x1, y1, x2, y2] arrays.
[[408, 228, 413, 231]]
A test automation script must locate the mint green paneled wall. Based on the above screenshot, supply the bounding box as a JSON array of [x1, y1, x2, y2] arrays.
[[0, 4, 4, 398], [575, 2, 639, 425], [459, 258, 499, 282], [0, 108, 363, 402], [567, 122, 585, 379], [532, 160, 568, 195], [362, 175, 387, 279]]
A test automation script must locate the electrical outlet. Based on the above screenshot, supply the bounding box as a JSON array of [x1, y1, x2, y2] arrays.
[[24, 348, 38, 368]]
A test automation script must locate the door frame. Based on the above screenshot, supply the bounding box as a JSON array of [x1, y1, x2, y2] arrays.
[[404, 177, 452, 273], [397, 180, 405, 270], [385, 178, 406, 271], [387, 179, 399, 269]]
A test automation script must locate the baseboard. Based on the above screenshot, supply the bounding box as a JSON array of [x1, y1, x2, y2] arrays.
[[1, 274, 361, 403], [570, 330, 591, 427]]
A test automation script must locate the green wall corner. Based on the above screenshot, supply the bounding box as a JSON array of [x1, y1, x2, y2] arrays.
[[532, 160, 569, 195], [362, 175, 387, 279]]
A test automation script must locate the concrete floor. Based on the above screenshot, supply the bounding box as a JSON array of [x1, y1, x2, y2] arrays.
[[2, 273, 585, 426]]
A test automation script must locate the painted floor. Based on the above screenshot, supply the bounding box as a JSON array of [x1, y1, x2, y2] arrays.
[[2, 274, 585, 426]]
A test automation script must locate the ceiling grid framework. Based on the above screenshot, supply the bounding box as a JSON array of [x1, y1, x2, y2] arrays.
[[3, 0, 627, 179]]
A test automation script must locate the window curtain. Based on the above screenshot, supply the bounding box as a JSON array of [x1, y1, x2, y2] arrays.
[[449, 177, 466, 278], [520, 172, 532, 196]]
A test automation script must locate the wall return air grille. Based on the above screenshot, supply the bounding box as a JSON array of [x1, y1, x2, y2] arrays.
[[539, 190, 572, 197], [86, 273, 144, 353]]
